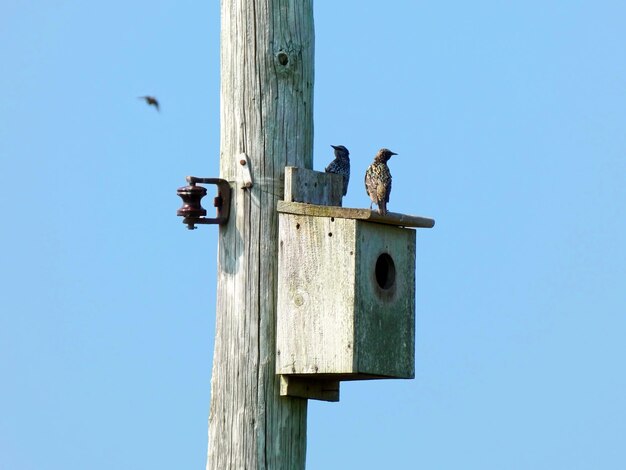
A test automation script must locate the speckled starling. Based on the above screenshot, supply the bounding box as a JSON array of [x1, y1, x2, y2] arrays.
[[139, 95, 159, 112], [325, 145, 350, 196], [365, 148, 398, 215]]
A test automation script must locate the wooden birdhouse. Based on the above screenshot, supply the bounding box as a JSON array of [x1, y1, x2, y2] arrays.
[[276, 167, 434, 401]]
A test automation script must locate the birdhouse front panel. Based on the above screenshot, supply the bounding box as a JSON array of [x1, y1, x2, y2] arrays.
[[353, 221, 416, 379]]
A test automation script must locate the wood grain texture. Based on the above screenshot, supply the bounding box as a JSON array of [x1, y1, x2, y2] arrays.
[[277, 200, 436, 228], [354, 222, 416, 378], [208, 1, 313, 469], [277, 214, 357, 375], [284, 166, 344, 205], [280, 376, 340, 402]]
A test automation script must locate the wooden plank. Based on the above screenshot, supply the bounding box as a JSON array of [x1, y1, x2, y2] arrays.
[[277, 214, 357, 377], [284, 166, 344, 206], [354, 222, 416, 379], [277, 200, 435, 228], [280, 376, 340, 402]]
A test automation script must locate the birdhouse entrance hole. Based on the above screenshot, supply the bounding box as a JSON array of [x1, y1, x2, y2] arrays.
[[375, 253, 396, 290]]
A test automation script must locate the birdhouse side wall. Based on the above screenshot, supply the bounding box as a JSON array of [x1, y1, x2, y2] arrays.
[[277, 214, 357, 375], [354, 222, 416, 378]]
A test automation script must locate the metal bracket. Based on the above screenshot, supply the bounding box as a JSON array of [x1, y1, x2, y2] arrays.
[[237, 152, 253, 189], [177, 176, 231, 229]]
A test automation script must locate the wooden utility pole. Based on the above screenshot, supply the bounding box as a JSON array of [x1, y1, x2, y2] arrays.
[[207, 1, 314, 469]]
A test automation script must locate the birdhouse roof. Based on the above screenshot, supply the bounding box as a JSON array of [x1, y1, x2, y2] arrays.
[[277, 201, 435, 229]]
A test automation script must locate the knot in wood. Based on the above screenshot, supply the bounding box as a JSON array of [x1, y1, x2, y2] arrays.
[[276, 50, 289, 66], [274, 45, 301, 75]]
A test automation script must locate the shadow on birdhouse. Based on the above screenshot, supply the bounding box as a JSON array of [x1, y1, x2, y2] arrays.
[[276, 167, 434, 402]]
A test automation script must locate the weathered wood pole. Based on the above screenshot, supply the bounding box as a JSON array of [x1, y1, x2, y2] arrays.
[[207, 1, 314, 469]]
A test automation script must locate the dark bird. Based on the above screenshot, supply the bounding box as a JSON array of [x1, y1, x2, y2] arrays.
[[138, 95, 159, 112], [325, 145, 350, 196], [364, 148, 398, 215]]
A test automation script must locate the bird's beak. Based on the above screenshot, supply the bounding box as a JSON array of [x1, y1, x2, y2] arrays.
[[391, 151, 398, 156], [331, 145, 338, 150]]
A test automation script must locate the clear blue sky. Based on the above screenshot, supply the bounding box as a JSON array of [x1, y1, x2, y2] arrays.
[[2, 1, 625, 469]]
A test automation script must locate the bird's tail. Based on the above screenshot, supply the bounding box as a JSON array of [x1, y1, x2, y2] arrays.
[[378, 201, 387, 216]]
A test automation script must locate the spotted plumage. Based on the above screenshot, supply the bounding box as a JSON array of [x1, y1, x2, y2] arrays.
[[138, 95, 159, 112], [325, 145, 350, 196], [365, 148, 397, 215]]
